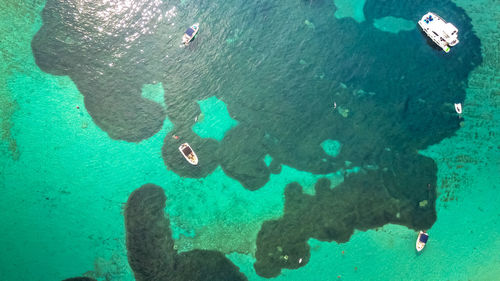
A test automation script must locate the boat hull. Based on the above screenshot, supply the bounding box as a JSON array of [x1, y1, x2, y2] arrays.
[[182, 23, 199, 45], [179, 143, 199, 165], [416, 231, 428, 252], [418, 12, 459, 53]]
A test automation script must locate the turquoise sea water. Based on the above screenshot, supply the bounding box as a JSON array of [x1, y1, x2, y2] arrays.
[[1, 0, 499, 280]]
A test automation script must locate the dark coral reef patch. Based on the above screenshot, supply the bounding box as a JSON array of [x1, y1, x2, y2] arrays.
[[31, 0, 167, 142], [32, 0, 481, 186], [32, 0, 481, 277], [255, 153, 437, 277], [124, 183, 247, 281]]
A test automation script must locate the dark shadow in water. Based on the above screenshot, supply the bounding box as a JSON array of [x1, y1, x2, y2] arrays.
[[32, 0, 481, 278], [124, 184, 248, 281]]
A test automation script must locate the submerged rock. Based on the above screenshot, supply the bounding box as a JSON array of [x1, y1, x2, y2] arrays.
[[304, 19, 315, 29], [419, 200, 429, 208], [337, 106, 349, 118]]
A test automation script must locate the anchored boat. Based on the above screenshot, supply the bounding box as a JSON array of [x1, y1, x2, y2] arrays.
[[416, 231, 429, 252], [179, 143, 199, 165], [182, 23, 199, 45], [418, 12, 459, 53]]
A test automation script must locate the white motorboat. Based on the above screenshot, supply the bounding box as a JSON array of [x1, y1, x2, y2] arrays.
[[454, 103, 462, 114], [416, 231, 429, 252], [179, 143, 199, 165], [418, 12, 459, 53], [182, 23, 199, 45]]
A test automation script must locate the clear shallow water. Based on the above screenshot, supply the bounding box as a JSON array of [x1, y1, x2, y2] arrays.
[[0, 0, 499, 280]]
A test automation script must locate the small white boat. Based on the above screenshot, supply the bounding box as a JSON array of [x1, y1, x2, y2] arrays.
[[454, 103, 462, 114], [182, 23, 199, 45], [418, 12, 459, 53], [179, 143, 199, 165], [416, 231, 429, 252]]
